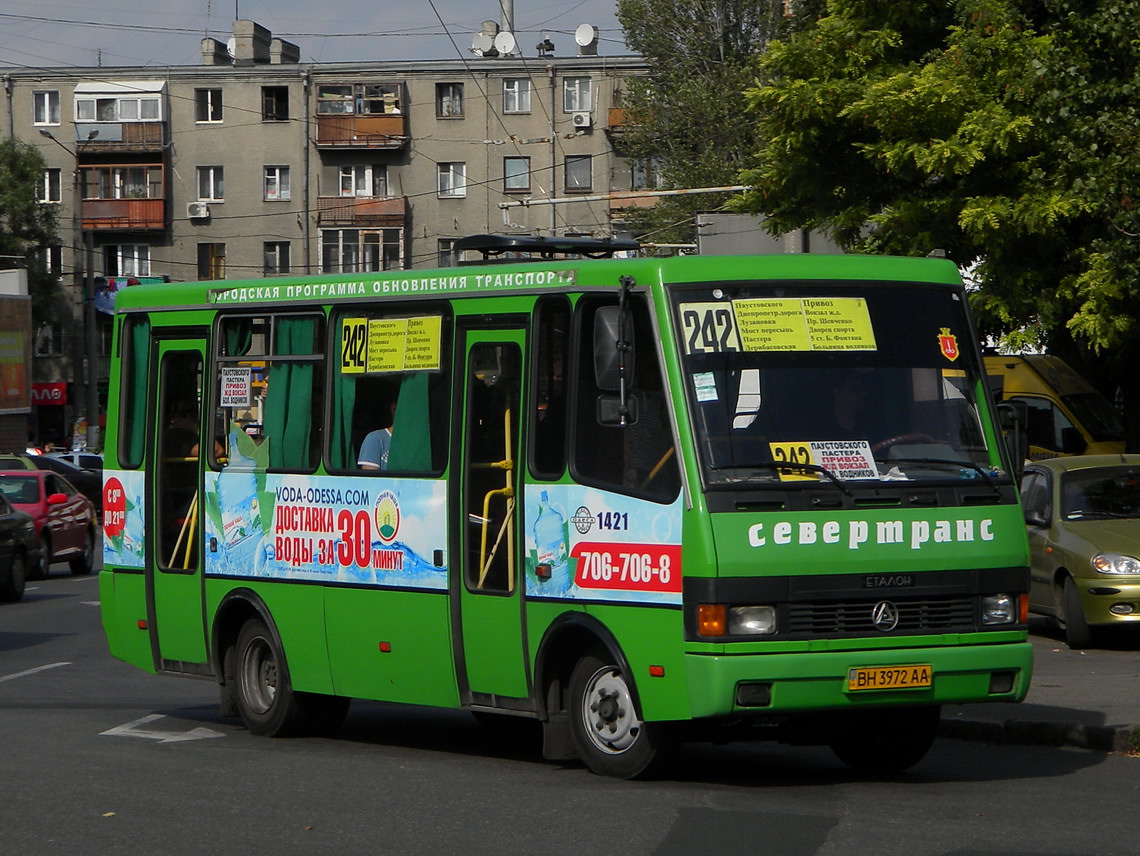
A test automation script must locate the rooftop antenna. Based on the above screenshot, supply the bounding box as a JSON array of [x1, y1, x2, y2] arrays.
[[471, 20, 500, 57], [575, 23, 599, 56]]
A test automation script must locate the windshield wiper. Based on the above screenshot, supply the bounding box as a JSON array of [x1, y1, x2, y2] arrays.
[[885, 458, 1000, 495], [739, 462, 853, 496]]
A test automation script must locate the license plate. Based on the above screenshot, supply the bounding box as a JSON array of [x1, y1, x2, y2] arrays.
[[846, 664, 932, 692]]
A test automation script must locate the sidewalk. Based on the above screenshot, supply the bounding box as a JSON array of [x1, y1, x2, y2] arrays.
[[940, 620, 1140, 753]]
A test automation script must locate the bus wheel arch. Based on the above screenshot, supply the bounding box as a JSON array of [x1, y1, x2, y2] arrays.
[[534, 613, 670, 778]]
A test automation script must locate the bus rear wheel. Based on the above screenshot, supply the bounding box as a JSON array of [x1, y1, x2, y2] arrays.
[[233, 618, 313, 737], [828, 705, 940, 774], [568, 647, 672, 779]]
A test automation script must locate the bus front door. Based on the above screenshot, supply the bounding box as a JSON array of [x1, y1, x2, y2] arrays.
[[455, 330, 531, 707], [146, 336, 209, 673]]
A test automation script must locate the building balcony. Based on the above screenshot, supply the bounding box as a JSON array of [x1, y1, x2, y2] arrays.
[[81, 198, 166, 231], [317, 196, 406, 226], [75, 122, 167, 153], [315, 114, 408, 149]]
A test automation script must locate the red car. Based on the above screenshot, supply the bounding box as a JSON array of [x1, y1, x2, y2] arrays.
[[0, 470, 97, 579]]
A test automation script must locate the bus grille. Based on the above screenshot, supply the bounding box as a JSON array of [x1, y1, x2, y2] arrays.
[[786, 596, 977, 637]]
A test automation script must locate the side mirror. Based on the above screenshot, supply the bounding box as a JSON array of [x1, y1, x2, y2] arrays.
[[597, 394, 639, 427], [46, 492, 68, 505], [996, 401, 1028, 479], [1024, 508, 1049, 528], [593, 305, 634, 392]]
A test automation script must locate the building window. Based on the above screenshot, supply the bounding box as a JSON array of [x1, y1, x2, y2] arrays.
[[339, 165, 387, 198], [503, 78, 531, 114], [632, 158, 664, 190], [264, 242, 291, 275], [504, 157, 530, 192], [195, 89, 223, 122], [35, 322, 65, 357], [76, 96, 161, 122], [262, 86, 289, 121], [38, 169, 61, 203], [316, 83, 402, 115], [105, 244, 151, 277], [436, 83, 464, 118], [197, 243, 226, 280], [438, 238, 457, 268], [563, 77, 592, 112], [197, 166, 224, 201], [320, 228, 402, 273], [264, 166, 291, 201], [35, 245, 62, 275], [565, 155, 592, 192], [33, 91, 60, 125], [437, 163, 466, 197], [80, 165, 162, 200]]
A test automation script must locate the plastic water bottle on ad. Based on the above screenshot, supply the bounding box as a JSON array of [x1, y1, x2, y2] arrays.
[[533, 490, 569, 590]]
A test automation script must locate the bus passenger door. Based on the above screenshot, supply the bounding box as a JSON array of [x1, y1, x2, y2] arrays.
[[455, 329, 531, 706], [146, 336, 209, 672]]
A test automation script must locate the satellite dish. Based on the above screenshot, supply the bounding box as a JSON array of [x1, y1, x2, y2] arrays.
[[575, 24, 599, 46], [472, 32, 494, 56], [225, 37, 237, 58], [493, 31, 517, 56]]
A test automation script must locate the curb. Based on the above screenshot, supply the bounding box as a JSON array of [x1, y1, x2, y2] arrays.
[[940, 717, 1140, 754]]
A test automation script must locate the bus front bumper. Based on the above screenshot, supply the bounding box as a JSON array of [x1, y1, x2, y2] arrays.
[[684, 639, 1033, 719]]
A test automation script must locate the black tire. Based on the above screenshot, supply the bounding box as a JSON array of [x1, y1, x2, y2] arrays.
[[1062, 576, 1094, 649], [829, 705, 940, 774], [0, 551, 27, 602], [28, 533, 50, 581], [568, 647, 673, 779], [232, 618, 313, 737], [69, 527, 95, 575]]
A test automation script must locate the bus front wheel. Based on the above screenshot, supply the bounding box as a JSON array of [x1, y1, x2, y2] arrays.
[[828, 705, 940, 774], [233, 618, 312, 737], [568, 647, 672, 779]]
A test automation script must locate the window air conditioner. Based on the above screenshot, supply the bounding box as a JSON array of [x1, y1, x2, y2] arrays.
[[187, 202, 211, 219], [571, 111, 592, 129]]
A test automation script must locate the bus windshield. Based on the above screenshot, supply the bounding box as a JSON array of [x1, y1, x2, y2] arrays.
[[671, 280, 999, 487]]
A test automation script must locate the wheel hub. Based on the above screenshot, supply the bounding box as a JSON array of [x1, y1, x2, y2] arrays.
[[583, 667, 641, 753]]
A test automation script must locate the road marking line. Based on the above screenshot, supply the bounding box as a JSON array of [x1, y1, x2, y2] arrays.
[[0, 662, 71, 683], [101, 714, 226, 743]]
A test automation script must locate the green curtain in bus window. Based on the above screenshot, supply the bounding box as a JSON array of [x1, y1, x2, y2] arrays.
[[124, 317, 150, 467], [331, 354, 356, 469], [263, 317, 315, 470], [223, 318, 252, 357], [387, 371, 432, 472]]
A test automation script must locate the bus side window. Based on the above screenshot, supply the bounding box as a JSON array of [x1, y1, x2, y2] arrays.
[[531, 296, 570, 479], [571, 295, 680, 502]]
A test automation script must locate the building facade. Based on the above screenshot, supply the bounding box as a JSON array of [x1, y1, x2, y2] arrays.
[[2, 20, 646, 448]]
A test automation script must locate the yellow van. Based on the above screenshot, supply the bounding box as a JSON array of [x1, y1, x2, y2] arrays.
[[985, 354, 1126, 460]]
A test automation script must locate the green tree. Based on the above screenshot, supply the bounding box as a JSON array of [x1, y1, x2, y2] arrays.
[[735, 0, 1140, 442], [615, 0, 814, 245], [0, 137, 62, 323]]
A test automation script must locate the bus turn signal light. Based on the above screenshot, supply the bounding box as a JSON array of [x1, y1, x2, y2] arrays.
[[697, 604, 726, 637]]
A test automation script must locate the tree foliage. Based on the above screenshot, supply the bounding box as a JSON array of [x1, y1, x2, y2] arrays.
[[0, 137, 62, 322], [736, 0, 1140, 367], [616, 0, 815, 244]]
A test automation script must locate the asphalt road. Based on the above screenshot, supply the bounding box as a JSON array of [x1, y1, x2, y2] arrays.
[[3, 567, 1137, 856]]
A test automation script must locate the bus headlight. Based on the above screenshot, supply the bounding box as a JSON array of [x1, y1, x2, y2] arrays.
[[981, 594, 1015, 625], [1092, 552, 1140, 575], [728, 605, 777, 636]]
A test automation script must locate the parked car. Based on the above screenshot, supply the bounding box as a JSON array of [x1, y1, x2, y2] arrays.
[[48, 450, 104, 473], [0, 470, 97, 579], [0, 491, 37, 602], [26, 455, 102, 512], [1021, 454, 1140, 648]]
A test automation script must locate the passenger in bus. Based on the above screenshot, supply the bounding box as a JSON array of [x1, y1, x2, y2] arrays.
[[358, 401, 396, 470], [825, 373, 871, 439]]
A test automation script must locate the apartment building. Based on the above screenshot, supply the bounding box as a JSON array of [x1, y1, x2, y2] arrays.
[[2, 20, 646, 447]]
